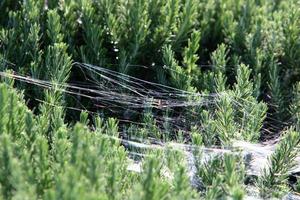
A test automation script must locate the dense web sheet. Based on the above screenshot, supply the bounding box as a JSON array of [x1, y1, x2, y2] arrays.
[[0, 62, 290, 134], [72, 63, 292, 135]]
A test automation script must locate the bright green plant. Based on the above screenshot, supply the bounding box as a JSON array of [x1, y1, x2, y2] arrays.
[[258, 128, 300, 198], [1, 0, 300, 199], [196, 154, 245, 200], [290, 82, 300, 131]]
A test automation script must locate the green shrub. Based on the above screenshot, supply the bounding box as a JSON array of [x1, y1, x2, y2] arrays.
[[258, 128, 300, 198], [1, 0, 300, 199]]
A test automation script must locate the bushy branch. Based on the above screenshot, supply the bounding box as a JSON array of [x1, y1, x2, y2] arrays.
[[258, 128, 300, 198]]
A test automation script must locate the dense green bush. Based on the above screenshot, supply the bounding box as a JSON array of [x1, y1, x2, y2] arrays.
[[1, 0, 300, 199]]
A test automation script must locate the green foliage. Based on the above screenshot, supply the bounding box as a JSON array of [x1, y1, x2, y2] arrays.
[[233, 64, 267, 142], [0, 83, 32, 139], [198, 64, 267, 145], [214, 93, 236, 145], [0, 134, 16, 199], [45, 43, 72, 84], [58, 0, 79, 54], [1, 0, 300, 199], [258, 128, 300, 198], [268, 59, 285, 119], [80, 0, 106, 66], [211, 43, 229, 92], [290, 82, 300, 131], [196, 154, 245, 199], [153, 0, 180, 47], [172, 0, 198, 50], [281, 2, 300, 74], [162, 44, 196, 92], [47, 9, 63, 44], [183, 30, 201, 75]]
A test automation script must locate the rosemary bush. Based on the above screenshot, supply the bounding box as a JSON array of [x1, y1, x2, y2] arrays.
[[0, 0, 300, 199]]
